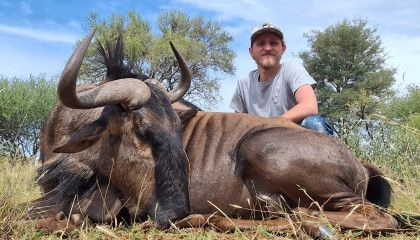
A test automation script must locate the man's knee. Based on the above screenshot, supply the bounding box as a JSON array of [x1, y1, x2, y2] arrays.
[[301, 115, 334, 135]]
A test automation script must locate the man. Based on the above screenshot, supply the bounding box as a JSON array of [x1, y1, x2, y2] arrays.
[[230, 23, 333, 135]]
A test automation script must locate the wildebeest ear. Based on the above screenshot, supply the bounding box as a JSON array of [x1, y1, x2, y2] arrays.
[[53, 120, 107, 153], [175, 109, 198, 124]]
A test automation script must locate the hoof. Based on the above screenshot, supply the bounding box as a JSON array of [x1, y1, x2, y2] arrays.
[[35, 212, 84, 234], [55, 211, 65, 220], [317, 224, 336, 240], [70, 213, 84, 226], [301, 221, 336, 240], [35, 217, 76, 233], [138, 220, 154, 231], [174, 214, 206, 228]]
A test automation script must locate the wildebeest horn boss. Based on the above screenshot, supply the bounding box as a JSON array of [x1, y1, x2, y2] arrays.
[[28, 29, 408, 238]]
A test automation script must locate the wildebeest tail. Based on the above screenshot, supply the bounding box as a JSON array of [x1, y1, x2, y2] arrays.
[[361, 160, 392, 208]]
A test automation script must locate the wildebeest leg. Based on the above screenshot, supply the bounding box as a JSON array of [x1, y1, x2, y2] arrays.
[[173, 213, 293, 231], [180, 207, 396, 237], [173, 213, 335, 238], [237, 128, 398, 233], [34, 182, 124, 233], [297, 204, 398, 232], [70, 180, 124, 223], [34, 212, 82, 234]]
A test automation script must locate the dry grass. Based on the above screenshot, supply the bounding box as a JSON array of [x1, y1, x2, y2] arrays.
[[0, 156, 418, 239], [0, 124, 419, 239]]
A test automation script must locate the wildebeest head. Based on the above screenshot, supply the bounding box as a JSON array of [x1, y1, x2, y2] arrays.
[[54, 29, 191, 153], [44, 29, 191, 228]]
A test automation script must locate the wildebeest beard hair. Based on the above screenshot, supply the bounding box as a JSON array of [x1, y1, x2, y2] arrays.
[[29, 155, 103, 218]]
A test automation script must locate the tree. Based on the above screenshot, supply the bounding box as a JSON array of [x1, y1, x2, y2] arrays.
[[80, 10, 235, 109], [299, 19, 395, 137], [0, 75, 57, 159], [382, 85, 420, 130]]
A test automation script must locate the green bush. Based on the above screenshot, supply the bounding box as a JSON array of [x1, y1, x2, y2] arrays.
[[382, 85, 420, 130], [0, 75, 57, 159], [340, 117, 419, 179], [338, 117, 419, 215]]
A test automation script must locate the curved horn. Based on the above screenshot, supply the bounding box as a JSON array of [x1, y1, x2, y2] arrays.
[[167, 42, 192, 103], [58, 29, 96, 109], [57, 29, 151, 110]]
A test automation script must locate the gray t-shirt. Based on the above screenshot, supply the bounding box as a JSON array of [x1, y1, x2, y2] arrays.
[[229, 62, 316, 117]]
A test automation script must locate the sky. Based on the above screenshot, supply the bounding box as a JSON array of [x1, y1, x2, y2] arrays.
[[0, 0, 419, 111]]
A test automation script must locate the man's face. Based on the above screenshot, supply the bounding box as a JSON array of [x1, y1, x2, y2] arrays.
[[249, 32, 286, 70]]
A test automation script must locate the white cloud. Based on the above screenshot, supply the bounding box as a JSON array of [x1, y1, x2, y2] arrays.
[[177, 0, 420, 34], [0, 24, 78, 44], [177, 0, 420, 87], [177, 0, 270, 22]]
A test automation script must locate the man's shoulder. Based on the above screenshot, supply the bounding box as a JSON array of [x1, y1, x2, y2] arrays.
[[280, 61, 316, 88], [281, 61, 311, 78], [281, 61, 305, 71], [238, 69, 258, 84]]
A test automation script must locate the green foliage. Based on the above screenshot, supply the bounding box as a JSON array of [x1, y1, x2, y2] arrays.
[[340, 118, 419, 177], [0, 75, 57, 158], [382, 85, 420, 130], [299, 19, 395, 135], [81, 10, 235, 109]]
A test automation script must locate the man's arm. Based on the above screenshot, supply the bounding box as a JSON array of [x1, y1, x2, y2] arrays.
[[280, 84, 318, 123]]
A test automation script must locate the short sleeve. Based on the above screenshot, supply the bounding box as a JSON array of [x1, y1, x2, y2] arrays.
[[229, 82, 247, 113], [286, 63, 316, 94]]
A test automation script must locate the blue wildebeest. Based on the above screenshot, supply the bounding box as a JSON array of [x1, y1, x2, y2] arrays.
[[29, 30, 402, 238], [29, 29, 191, 230]]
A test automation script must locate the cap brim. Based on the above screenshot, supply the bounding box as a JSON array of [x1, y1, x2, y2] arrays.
[[251, 28, 283, 43]]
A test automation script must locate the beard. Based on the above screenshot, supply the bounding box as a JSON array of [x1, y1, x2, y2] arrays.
[[255, 55, 280, 69]]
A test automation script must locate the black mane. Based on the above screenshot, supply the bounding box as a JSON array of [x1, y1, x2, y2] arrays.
[[96, 33, 148, 81], [97, 34, 201, 113]]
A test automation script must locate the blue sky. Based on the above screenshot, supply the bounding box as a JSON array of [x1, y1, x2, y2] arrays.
[[1, 0, 419, 111]]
